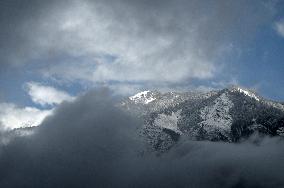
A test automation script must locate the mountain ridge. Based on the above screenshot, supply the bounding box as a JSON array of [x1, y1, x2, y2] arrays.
[[121, 86, 284, 151]]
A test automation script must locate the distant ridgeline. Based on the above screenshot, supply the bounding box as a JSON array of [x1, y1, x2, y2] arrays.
[[121, 87, 284, 151]]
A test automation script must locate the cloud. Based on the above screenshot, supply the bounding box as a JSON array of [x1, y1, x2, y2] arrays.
[[0, 89, 284, 187], [0, 82, 75, 130], [0, 0, 276, 89], [25, 82, 75, 106], [274, 19, 284, 37], [37, 0, 217, 83], [0, 103, 52, 130]]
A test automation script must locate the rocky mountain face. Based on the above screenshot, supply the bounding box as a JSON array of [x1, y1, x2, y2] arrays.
[[121, 87, 284, 151]]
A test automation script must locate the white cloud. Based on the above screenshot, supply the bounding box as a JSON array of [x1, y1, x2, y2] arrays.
[[0, 0, 275, 92], [274, 20, 284, 37], [0, 82, 75, 130], [36, 1, 216, 84], [27, 0, 273, 88], [0, 103, 52, 130], [25, 82, 75, 106]]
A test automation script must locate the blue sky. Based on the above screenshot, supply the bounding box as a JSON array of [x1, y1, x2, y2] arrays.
[[0, 0, 284, 129]]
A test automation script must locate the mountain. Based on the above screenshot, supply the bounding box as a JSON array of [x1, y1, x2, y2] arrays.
[[0, 126, 35, 145], [121, 86, 284, 151]]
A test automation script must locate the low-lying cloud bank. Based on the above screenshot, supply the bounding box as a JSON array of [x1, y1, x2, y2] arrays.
[[0, 89, 284, 188]]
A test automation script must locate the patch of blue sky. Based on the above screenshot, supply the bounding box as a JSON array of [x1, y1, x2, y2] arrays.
[[230, 22, 284, 101]]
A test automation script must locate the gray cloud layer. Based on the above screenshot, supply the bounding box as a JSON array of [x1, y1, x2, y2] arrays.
[[0, 0, 276, 86], [0, 89, 284, 188]]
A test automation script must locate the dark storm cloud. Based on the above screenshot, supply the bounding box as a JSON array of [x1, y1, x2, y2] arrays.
[[0, 0, 68, 71], [0, 89, 284, 188], [0, 0, 48, 70]]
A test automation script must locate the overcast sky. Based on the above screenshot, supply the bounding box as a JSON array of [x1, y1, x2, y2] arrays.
[[0, 0, 284, 129]]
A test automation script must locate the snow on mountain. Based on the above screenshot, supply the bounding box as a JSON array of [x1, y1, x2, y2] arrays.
[[231, 87, 260, 101], [4, 86, 283, 151], [198, 92, 233, 140], [129, 91, 156, 104], [154, 110, 182, 134], [122, 86, 284, 151]]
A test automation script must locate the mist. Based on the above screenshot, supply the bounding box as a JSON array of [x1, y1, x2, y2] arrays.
[[0, 89, 284, 188]]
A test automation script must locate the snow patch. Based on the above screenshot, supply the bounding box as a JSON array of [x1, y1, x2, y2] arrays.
[[154, 111, 182, 134], [199, 93, 233, 134], [129, 91, 156, 104], [234, 87, 260, 101]]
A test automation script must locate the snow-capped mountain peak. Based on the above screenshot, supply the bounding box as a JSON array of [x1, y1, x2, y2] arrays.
[[122, 86, 284, 151], [129, 91, 156, 104], [230, 87, 260, 101]]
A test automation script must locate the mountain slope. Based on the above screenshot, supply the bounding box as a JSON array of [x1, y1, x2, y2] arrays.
[[121, 86, 284, 151]]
